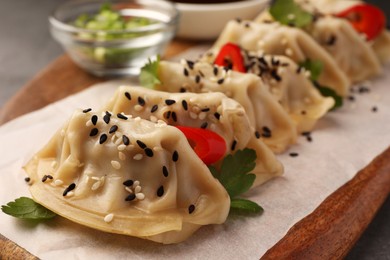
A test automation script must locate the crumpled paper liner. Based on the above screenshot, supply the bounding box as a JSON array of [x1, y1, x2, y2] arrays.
[[0, 46, 389, 259]]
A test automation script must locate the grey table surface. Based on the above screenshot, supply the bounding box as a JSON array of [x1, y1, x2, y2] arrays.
[[0, 0, 389, 259]]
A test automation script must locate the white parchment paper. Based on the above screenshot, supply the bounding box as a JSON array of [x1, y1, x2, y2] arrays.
[[0, 46, 389, 259]]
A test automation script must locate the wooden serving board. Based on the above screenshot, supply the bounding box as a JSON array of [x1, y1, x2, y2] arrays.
[[0, 40, 389, 259]]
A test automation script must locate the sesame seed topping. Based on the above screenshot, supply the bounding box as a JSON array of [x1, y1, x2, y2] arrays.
[[184, 68, 189, 77], [162, 166, 169, 177], [200, 122, 208, 129], [171, 112, 177, 122], [99, 134, 107, 144], [109, 125, 118, 134], [195, 75, 201, 84], [214, 112, 221, 120], [83, 108, 92, 113], [125, 92, 131, 100], [91, 115, 98, 125], [111, 160, 121, 170], [217, 78, 225, 85], [134, 185, 142, 193], [117, 113, 128, 120], [133, 154, 143, 160], [172, 151, 179, 162], [104, 213, 114, 223], [198, 112, 207, 120], [145, 148, 154, 157], [137, 96, 146, 106], [289, 152, 299, 157], [180, 87, 187, 93], [136, 193, 145, 200], [63, 183, 76, 196], [327, 35, 337, 45], [136, 140, 147, 149], [123, 179, 134, 186], [151, 105, 158, 113], [103, 112, 111, 124], [182, 100, 188, 110], [90, 128, 99, 137], [91, 181, 102, 191], [213, 66, 218, 76], [24, 177, 30, 182], [255, 131, 261, 139], [165, 99, 176, 106], [54, 179, 64, 186], [231, 140, 237, 151], [125, 193, 136, 201], [157, 186, 164, 197], [188, 204, 195, 214], [372, 106, 378, 112], [186, 60, 194, 69], [118, 152, 126, 161], [122, 135, 130, 145]]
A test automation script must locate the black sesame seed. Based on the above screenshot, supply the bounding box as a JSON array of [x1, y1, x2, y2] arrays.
[[124, 92, 131, 100], [195, 75, 201, 84], [117, 113, 128, 120], [157, 186, 164, 197], [258, 57, 268, 67], [63, 183, 76, 196], [231, 140, 237, 151], [99, 134, 107, 144], [24, 177, 30, 182], [83, 108, 92, 113], [201, 108, 210, 112], [186, 60, 194, 70], [235, 17, 242, 23], [109, 125, 118, 134], [172, 150, 179, 162], [47, 175, 53, 179], [162, 166, 169, 177], [184, 68, 189, 77], [172, 111, 177, 122], [42, 175, 48, 182], [213, 66, 218, 76], [262, 132, 272, 138], [262, 126, 271, 134], [182, 100, 188, 111], [289, 152, 299, 157], [301, 110, 307, 115], [296, 66, 303, 74], [138, 96, 146, 106], [103, 112, 111, 124], [151, 104, 158, 113], [214, 112, 221, 120], [91, 115, 98, 125], [90, 128, 99, 137], [255, 131, 261, 139], [244, 22, 250, 28], [271, 70, 282, 81], [200, 122, 208, 129], [145, 148, 154, 157], [301, 132, 311, 137], [123, 135, 130, 145], [372, 106, 378, 113], [123, 179, 134, 186], [217, 78, 225, 85], [327, 35, 337, 46], [165, 99, 176, 106], [136, 140, 147, 149], [125, 193, 136, 201], [180, 87, 187, 93], [199, 70, 205, 78], [348, 95, 355, 101], [188, 204, 195, 214], [165, 111, 171, 119], [306, 136, 313, 142]]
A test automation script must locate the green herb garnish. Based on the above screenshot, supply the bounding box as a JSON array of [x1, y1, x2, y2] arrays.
[[140, 57, 161, 89], [1, 197, 56, 220], [209, 149, 263, 214], [269, 0, 313, 28], [299, 59, 343, 110]]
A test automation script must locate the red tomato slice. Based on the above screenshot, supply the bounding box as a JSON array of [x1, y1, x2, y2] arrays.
[[336, 4, 386, 41], [175, 126, 226, 165], [214, 43, 246, 73]]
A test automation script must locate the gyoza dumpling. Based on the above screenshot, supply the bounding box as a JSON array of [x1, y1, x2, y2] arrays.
[[256, 2, 383, 82], [240, 53, 335, 133], [295, 0, 390, 64], [102, 86, 284, 186], [210, 19, 350, 96], [147, 60, 297, 153], [24, 110, 230, 244]]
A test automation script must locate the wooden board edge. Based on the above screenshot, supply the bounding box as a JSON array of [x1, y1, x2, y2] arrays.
[[261, 146, 390, 259]]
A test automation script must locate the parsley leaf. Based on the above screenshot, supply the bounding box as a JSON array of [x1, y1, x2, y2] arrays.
[[209, 149, 262, 214], [1, 197, 56, 220], [299, 59, 323, 82], [230, 198, 264, 214], [269, 0, 313, 28], [139, 56, 161, 89]]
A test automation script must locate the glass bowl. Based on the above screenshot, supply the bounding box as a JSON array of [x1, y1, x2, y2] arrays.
[[49, 0, 179, 77]]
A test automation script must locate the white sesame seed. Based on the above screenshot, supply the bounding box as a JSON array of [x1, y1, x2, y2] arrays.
[[115, 131, 122, 138], [54, 179, 63, 186], [66, 191, 74, 197], [209, 76, 218, 82], [305, 70, 311, 78], [115, 137, 122, 146], [135, 117, 141, 122], [189, 112, 198, 119], [118, 152, 126, 161], [118, 144, 126, 151], [210, 123, 217, 131], [91, 181, 101, 191], [60, 129, 66, 137], [91, 176, 100, 181], [51, 161, 58, 169], [285, 48, 293, 56], [287, 13, 295, 20], [136, 193, 145, 200], [125, 187, 133, 193], [133, 154, 143, 160], [104, 213, 114, 223], [153, 146, 163, 152], [150, 115, 158, 122], [111, 160, 121, 170], [198, 112, 207, 120], [134, 180, 140, 186], [111, 134, 117, 142], [134, 185, 142, 193], [304, 97, 312, 104]]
